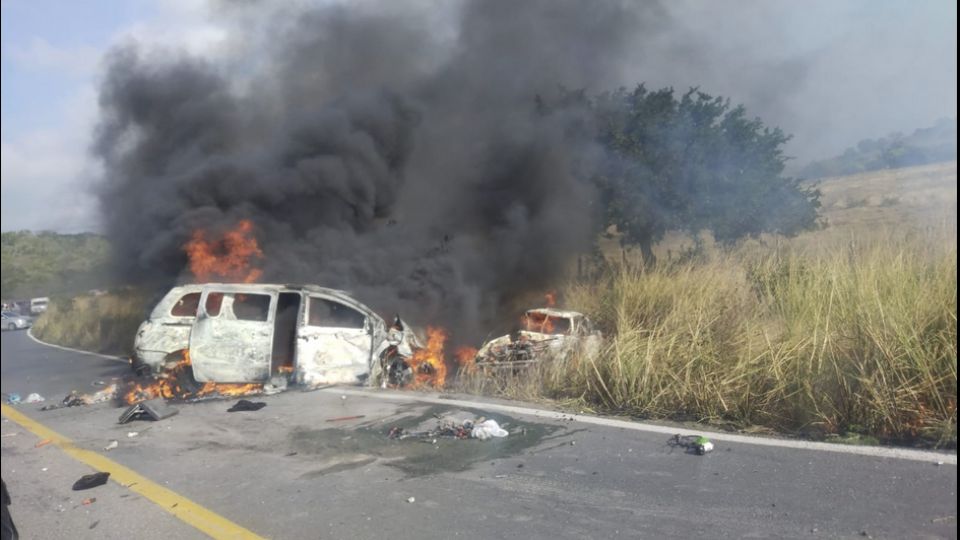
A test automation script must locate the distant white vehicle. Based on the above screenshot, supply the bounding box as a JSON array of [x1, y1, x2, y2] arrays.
[[1, 311, 31, 331], [29, 297, 49, 315]]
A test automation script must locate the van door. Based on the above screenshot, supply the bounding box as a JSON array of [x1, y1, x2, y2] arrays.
[[295, 295, 375, 386], [189, 286, 276, 383]]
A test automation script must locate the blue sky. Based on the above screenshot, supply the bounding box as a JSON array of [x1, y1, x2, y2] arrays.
[[2, 2, 144, 132], [1, 0, 956, 232], [1, 0, 221, 232]]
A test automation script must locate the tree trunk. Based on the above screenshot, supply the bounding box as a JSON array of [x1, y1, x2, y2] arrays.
[[638, 238, 656, 267]]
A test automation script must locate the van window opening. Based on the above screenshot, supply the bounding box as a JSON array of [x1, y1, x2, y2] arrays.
[[171, 293, 201, 317], [308, 297, 365, 329]]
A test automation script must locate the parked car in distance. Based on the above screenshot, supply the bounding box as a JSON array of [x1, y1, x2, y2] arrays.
[[1, 311, 32, 331]]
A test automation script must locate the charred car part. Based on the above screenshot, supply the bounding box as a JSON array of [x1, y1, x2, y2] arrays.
[[474, 308, 602, 370], [132, 284, 204, 376], [132, 284, 422, 388], [378, 316, 428, 387]]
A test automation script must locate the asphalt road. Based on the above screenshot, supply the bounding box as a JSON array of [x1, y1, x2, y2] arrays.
[[2, 330, 957, 539]]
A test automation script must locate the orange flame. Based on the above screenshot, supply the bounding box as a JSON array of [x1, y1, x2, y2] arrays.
[[184, 219, 263, 283], [122, 350, 262, 404], [544, 290, 557, 307], [522, 311, 561, 334], [455, 346, 478, 374], [405, 326, 449, 388]]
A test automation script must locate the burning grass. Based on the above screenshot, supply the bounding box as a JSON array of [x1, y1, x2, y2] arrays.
[[459, 224, 957, 448]]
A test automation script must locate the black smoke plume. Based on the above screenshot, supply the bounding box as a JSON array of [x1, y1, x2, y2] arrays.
[[94, 0, 644, 341]]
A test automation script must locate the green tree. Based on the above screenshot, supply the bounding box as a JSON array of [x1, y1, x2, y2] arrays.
[[589, 85, 820, 260]]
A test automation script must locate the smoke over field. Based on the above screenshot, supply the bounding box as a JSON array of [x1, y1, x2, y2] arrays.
[[92, 0, 956, 344], [94, 0, 648, 338]]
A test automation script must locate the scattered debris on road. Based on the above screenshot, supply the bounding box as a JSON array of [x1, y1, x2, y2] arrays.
[[227, 399, 267, 412], [34, 439, 52, 448], [117, 399, 179, 424], [388, 415, 510, 441], [406, 497, 416, 503], [24, 393, 44, 403], [103, 440, 118, 451], [126, 431, 139, 438], [40, 385, 117, 411], [72, 472, 110, 491], [472, 419, 509, 440], [5, 394, 20, 404], [81, 497, 96, 506], [669, 434, 715, 455]]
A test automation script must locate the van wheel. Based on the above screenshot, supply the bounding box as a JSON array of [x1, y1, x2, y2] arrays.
[[6, 323, 14, 331]]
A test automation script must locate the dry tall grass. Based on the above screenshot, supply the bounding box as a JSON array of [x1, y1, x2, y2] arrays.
[[32, 291, 148, 356], [463, 225, 957, 447]]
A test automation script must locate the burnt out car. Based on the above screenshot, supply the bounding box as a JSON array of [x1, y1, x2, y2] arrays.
[[474, 308, 602, 369], [132, 283, 421, 387]]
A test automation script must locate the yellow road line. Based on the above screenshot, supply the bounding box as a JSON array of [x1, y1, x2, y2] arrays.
[[1, 404, 264, 540]]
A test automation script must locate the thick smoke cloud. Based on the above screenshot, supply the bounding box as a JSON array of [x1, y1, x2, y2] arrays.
[[94, 0, 642, 340]]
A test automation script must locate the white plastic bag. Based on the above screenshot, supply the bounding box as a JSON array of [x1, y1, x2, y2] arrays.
[[471, 419, 509, 440]]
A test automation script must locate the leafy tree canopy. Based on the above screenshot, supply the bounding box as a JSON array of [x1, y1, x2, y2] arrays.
[[543, 85, 821, 259]]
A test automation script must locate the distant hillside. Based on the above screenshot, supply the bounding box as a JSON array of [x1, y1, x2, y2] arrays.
[[1, 231, 112, 299], [799, 118, 957, 179]]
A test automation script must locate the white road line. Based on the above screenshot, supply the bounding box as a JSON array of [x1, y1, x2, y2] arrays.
[[327, 387, 957, 465], [26, 328, 129, 363]]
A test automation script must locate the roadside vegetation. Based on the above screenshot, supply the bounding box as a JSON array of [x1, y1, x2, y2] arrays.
[[31, 290, 147, 356], [461, 220, 957, 448], [1, 231, 111, 299]]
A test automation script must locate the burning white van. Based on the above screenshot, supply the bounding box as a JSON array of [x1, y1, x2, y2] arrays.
[[132, 283, 420, 387]]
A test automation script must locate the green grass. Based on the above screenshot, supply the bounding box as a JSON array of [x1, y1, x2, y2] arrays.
[[461, 225, 957, 447], [31, 291, 148, 356]]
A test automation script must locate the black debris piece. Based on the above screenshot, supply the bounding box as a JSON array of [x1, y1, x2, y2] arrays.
[[227, 399, 267, 412], [667, 434, 715, 455], [388, 418, 474, 440], [118, 399, 179, 424], [72, 472, 110, 491]]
